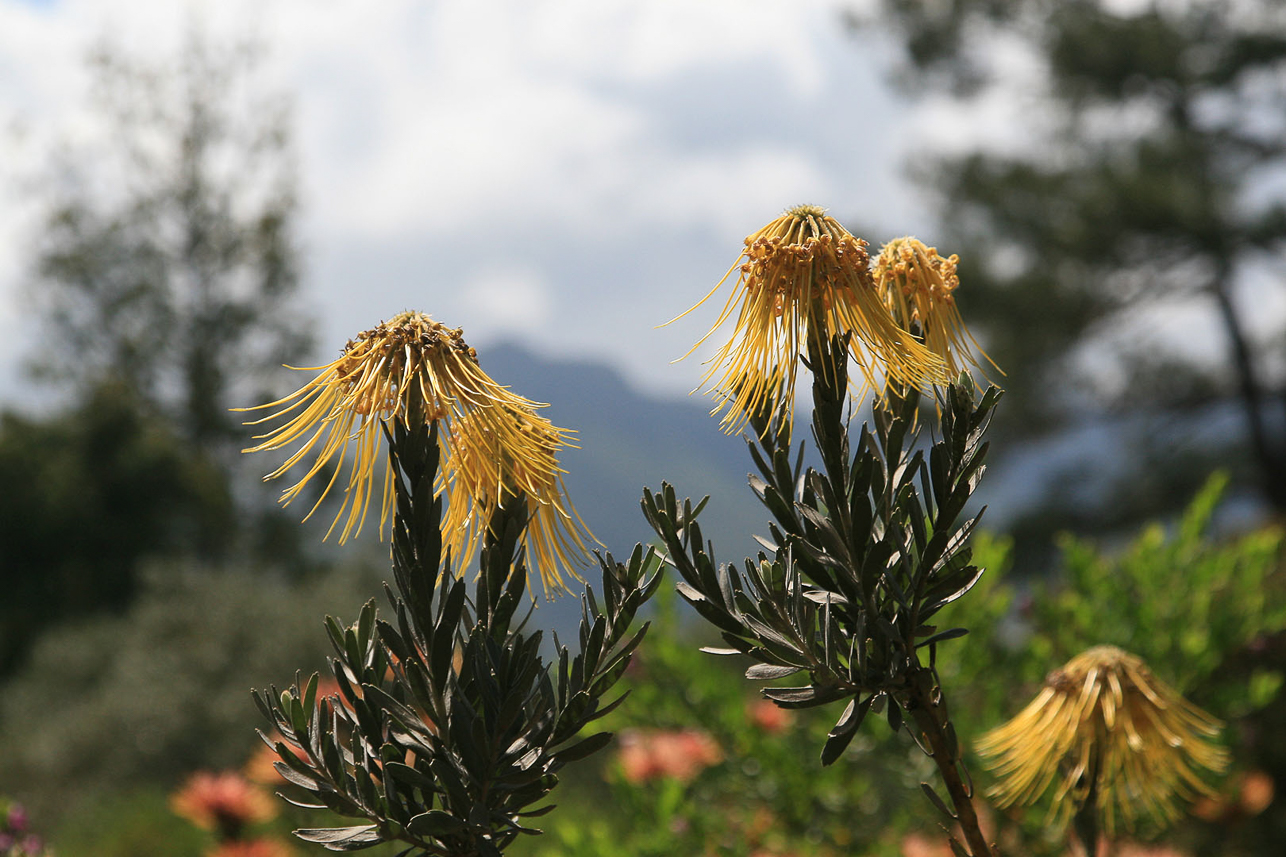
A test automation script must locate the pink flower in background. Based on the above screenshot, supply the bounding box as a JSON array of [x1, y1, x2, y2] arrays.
[[747, 698, 793, 734], [171, 771, 277, 836], [617, 728, 723, 783], [2, 805, 25, 833], [900, 832, 952, 857], [0, 799, 51, 857], [207, 838, 295, 857]]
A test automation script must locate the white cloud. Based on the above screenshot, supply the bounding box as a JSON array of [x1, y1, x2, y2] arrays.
[[280, 1, 846, 241], [0, 0, 928, 404], [461, 266, 552, 337], [522, 0, 825, 93]]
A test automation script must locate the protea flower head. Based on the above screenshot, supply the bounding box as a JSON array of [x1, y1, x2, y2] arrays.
[[873, 237, 1000, 382], [976, 646, 1228, 834], [237, 310, 592, 592], [671, 205, 949, 438], [442, 404, 592, 596]]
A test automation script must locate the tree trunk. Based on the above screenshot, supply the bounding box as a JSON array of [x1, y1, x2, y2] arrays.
[[1210, 263, 1286, 510]]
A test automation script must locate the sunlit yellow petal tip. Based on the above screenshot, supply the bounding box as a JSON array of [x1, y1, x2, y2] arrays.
[[443, 407, 594, 597], [873, 237, 1003, 384], [673, 206, 951, 439], [977, 646, 1228, 835], [235, 310, 595, 594]]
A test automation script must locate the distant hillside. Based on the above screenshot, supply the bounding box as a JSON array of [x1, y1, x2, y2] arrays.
[[481, 343, 768, 564], [476, 343, 776, 634]]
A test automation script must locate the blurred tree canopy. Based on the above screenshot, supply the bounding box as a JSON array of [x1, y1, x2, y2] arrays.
[[0, 383, 235, 674], [862, 0, 1286, 546], [31, 33, 311, 453], [0, 32, 314, 674]]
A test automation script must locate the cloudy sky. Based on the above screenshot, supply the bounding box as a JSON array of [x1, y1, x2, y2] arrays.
[[0, 0, 950, 406]]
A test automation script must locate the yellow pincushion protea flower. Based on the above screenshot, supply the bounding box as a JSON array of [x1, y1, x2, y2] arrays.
[[873, 237, 1000, 382], [237, 310, 591, 592], [672, 206, 949, 437], [442, 407, 592, 596], [976, 646, 1228, 834]]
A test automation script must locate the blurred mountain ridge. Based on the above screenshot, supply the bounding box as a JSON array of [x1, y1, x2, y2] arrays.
[[480, 341, 767, 565]]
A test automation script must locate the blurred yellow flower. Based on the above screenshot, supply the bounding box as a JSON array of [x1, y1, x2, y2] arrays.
[[237, 311, 591, 591], [976, 646, 1228, 834], [672, 206, 948, 437], [873, 237, 1000, 382]]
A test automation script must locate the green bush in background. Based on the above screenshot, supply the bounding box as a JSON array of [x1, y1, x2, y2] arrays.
[[2, 473, 1280, 856], [514, 474, 1285, 857], [0, 556, 387, 836]]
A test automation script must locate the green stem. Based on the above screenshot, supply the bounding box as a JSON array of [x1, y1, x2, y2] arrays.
[[1072, 751, 1102, 857]]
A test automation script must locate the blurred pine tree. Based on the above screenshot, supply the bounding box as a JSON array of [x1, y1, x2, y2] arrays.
[[861, 0, 1286, 542], [0, 30, 315, 673]]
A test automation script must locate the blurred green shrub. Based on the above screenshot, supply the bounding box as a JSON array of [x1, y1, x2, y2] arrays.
[[515, 473, 1285, 857], [0, 555, 386, 835], [514, 585, 934, 857], [10, 472, 1282, 856], [1039, 473, 1285, 705], [0, 383, 237, 674]]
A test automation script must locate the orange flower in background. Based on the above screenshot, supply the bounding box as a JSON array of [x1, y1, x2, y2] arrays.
[[1234, 770, 1275, 815], [244, 739, 306, 786], [670, 205, 948, 438], [1192, 769, 1275, 822], [873, 237, 1000, 383], [617, 728, 723, 783], [977, 646, 1228, 834], [245, 678, 345, 785], [243, 743, 280, 786], [171, 771, 276, 835]]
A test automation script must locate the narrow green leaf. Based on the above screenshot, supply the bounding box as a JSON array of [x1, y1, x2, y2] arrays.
[[552, 730, 613, 763], [920, 782, 956, 819], [294, 825, 383, 847], [406, 810, 469, 838], [745, 663, 802, 680]]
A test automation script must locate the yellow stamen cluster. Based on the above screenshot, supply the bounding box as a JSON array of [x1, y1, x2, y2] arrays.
[[873, 237, 1000, 382], [443, 408, 592, 596], [237, 311, 591, 593], [977, 646, 1228, 834], [673, 206, 950, 437]]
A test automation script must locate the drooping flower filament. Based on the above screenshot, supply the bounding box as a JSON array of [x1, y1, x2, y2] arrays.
[[874, 237, 1001, 383], [977, 646, 1228, 834], [442, 406, 592, 596], [236, 311, 592, 593], [671, 206, 950, 438]]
